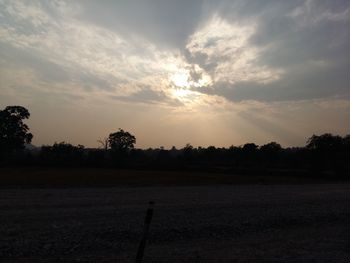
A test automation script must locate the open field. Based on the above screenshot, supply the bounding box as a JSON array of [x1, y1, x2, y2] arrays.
[[0, 169, 349, 262]]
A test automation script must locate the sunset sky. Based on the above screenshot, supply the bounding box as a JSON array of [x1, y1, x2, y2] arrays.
[[1, 0, 349, 148]]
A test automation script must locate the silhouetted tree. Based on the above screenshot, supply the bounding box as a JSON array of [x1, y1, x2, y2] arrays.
[[343, 135, 350, 151], [260, 142, 281, 154], [242, 143, 258, 153], [108, 129, 136, 153], [260, 142, 282, 152], [182, 143, 194, 162], [306, 133, 347, 175], [0, 106, 33, 156], [260, 142, 282, 163], [97, 137, 109, 150], [306, 133, 343, 152], [156, 148, 171, 165], [40, 142, 85, 165]]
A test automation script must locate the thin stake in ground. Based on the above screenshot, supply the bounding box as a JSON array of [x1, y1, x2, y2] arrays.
[[136, 201, 154, 263]]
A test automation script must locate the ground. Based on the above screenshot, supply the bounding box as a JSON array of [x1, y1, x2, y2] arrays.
[[0, 168, 349, 262]]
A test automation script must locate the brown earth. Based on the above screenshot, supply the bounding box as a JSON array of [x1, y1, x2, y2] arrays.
[[0, 168, 349, 262]]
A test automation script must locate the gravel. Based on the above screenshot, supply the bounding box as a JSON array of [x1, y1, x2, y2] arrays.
[[0, 184, 349, 262]]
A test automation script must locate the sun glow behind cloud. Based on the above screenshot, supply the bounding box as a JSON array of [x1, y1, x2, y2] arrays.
[[1, 0, 349, 148], [0, 1, 281, 108], [168, 63, 212, 103], [171, 71, 190, 88]]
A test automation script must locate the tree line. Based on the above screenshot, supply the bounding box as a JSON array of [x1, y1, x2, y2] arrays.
[[1, 106, 349, 178]]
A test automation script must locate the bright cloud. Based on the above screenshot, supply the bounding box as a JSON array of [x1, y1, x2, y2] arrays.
[[186, 16, 283, 85], [0, 0, 216, 106], [0, 0, 349, 147]]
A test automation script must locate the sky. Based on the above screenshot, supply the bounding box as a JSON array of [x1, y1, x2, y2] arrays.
[[0, 0, 349, 148]]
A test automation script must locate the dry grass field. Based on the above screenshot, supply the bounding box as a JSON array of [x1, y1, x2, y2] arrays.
[[0, 168, 349, 262]]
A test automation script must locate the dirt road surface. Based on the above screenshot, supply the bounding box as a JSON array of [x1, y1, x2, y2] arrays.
[[1, 184, 349, 262]]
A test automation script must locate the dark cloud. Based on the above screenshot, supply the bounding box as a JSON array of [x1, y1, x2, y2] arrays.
[[78, 0, 205, 48], [1, 0, 350, 104], [187, 0, 350, 102], [207, 59, 350, 102]]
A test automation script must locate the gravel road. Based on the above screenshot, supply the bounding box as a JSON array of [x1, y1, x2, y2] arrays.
[[1, 184, 349, 262]]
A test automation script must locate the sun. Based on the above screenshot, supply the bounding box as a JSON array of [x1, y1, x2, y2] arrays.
[[168, 65, 212, 103], [172, 88, 193, 98], [170, 71, 190, 88], [170, 70, 195, 102]]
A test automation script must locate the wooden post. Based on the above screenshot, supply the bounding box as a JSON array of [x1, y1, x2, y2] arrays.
[[136, 201, 154, 263]]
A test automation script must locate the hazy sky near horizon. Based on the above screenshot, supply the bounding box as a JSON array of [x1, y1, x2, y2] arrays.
[[1, 0, 349, 148]]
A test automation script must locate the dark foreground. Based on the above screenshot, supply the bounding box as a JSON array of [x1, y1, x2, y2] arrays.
[[0, 183, 349, 263]]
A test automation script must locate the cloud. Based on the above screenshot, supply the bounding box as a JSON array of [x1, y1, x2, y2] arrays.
[[77, 0, 204, 49], [0, 0, 200, 104], [1, 0, 350, 107], [193, 0, 350, 102], [186, 15, 283, 86], [112, 88, 183, 107], [288, 0, 350, 26]]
